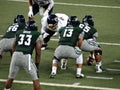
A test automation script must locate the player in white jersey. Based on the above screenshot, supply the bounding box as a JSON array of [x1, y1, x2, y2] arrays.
[[28, 0, 54, 17], [41, 13, 69, 50]]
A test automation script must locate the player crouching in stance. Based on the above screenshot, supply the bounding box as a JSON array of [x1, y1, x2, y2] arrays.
[[4, 20, 42, 90], [61, 15, 104, 73], [41, 13, 69, 50], [49, 16, 84, 78], [80, 15, 103, 73], [0, 15, 26, 62]]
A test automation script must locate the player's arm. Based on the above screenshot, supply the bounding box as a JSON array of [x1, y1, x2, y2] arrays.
[[28, 0, 34, 17], [47, 0, 54, 11], [35, 37, 41, 69], [77, 31, 84, 48], [29, 0, 33, 6], [43, 0, 54, 16], [93, 32, 98, 41]]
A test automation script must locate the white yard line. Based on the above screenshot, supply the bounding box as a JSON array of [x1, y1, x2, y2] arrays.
[[51, 38, 120, 46], [8, 0, 120, 9], [86, 76, 113, 80], [114, 60, 120, 63], [106, 68, 120, 72], [0, 79, 119, 90], [0, 35, 120, 46]]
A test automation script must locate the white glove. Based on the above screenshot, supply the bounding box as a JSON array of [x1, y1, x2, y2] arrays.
[[43, 9, 49, 16], [42, 32, 49, 39], [28, 6, 33, 17]]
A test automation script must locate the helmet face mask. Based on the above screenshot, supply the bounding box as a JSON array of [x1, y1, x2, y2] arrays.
[[82, 15, 94, 26], [67, 16, 80, 26], [14, 15, 25, 24], [47, 14, 58, 25], [26, 21, 38, 31], [14, 15, 26, 29]]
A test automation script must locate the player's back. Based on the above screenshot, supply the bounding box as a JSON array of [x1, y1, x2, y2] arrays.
[[2, 23, 20, 38], [15, 29, 40, 55], [79, 23, 97, 40], [58, 25, 83, 47]]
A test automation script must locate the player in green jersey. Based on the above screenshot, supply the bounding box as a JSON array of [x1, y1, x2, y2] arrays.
[[61, 15, 104, 73], [81, 15, 103, 73], [49, 16, 85, 78], [4, 20, 42, 90], [0, 15, 25, 62]]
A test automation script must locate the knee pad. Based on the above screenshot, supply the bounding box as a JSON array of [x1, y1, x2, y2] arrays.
[[52, 56, 60, 64], [76, 54, 83, 64]]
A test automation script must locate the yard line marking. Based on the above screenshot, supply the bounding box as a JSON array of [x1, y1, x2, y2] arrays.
[[0, 35, 120, 46], [99, 42, 120, 46], [106, 68, 120, 72], [114, 60, 120, 63], [0, 79, 120, 90], [55, 2, 120, 9], [86, 76, 113, 80], [0, 35, 3, 37], [72, 83, 80, 86], [50, 38, 120, 46], [8, 0, 120, 9]]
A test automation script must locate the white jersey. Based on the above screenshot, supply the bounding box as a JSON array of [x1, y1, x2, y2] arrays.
[[41, 13, 69, 33], [33, 0, 54, 9]]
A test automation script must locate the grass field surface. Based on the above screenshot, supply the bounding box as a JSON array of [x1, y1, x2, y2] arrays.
[[0, 0, 120, 90]]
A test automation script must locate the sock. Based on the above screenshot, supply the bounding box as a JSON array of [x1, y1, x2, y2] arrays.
[[51, 66, 57, 74], [96, 61, 102, 67], [76, 68, 82, 75]]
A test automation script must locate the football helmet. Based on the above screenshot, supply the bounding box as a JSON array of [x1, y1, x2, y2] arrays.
[[14, 15, 25, 24], [67, 16, 80, 26], [82, 15, 94, 26], [47, 14, 58, 25], [26, 20, 38, 31]]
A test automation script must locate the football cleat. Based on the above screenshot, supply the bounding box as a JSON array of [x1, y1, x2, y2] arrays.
[[86, 56, 95, 65], [49, 72, 56, 78], [76, 74, 84, 78], [95, 66, 105, 73], [61, 59, 67, 70]]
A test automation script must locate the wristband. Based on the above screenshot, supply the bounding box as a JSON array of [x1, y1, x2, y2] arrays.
[[29, 6, 32, 11]]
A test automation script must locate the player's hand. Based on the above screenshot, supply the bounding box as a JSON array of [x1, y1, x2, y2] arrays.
[[28, 10, 33, 17]]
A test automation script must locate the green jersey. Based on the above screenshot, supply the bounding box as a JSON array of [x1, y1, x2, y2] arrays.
[[2, 23, 23, 38], [15, 29, 40, 55], [79, 23, 97, 40], [58, 25, 83, 47]]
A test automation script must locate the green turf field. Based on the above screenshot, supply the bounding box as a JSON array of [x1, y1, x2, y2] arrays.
[[0, 0, 120, 90]]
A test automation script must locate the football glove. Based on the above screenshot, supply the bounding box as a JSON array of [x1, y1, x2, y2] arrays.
[[42, 32, 49, 39], [28, 6, 33, 17]]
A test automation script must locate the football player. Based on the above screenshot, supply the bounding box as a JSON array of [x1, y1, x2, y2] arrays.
[[28, 0, 54, 18], [61, 15, 104, 73], [80, 15, 103, 73], [0, 15, 26, 62], [41, 13, 69, 50], [4, 20, 42, 90], [49, 16, 84, 78]]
